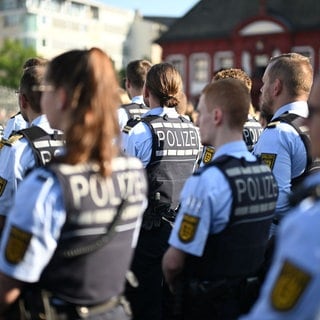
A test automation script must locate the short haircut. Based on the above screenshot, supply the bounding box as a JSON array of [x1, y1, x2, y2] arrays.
[[126, 59, 152, 90], [212, 68, 252, 92], [203, 78, 250, 130], [268, 53, 313, 97]]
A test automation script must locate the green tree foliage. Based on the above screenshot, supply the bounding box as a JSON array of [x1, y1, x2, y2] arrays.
[[0, 39, 37, 89]]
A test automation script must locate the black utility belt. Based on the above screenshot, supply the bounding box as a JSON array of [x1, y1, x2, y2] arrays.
[[51, 295, 122, 318]]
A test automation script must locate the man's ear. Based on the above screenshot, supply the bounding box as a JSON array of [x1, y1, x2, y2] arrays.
[[273, 78, 283, 96], [213, 107, 223, 125]]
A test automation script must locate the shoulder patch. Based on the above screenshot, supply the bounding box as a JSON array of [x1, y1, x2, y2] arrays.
[[202, 146, 215, 164], [178, 214, 199, 243], [0, 177, 7, 196], [5, 226, 32, 264], [271, 260, 311, 311], [261, 153, 277, 169]]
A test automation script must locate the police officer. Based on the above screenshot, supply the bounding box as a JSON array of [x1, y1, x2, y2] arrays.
[[0, 48, 148, 320], [118, 59, 152, 131], [253, 53, 315, 236], [124, 62, 201, 320], [194, 68, 263, 169], [0, 59, 64, 234], [240, 75, 320, 320], [162, 79, 279, 320]]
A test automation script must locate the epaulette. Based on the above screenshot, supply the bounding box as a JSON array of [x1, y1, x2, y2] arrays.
[[122, 124, 134, 134], [122, 118, 141, 134], [4, 134, 24, 146], [267, 121, 281, 128]]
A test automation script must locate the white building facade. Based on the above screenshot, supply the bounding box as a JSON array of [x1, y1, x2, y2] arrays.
[[0, 0, 135, 70]]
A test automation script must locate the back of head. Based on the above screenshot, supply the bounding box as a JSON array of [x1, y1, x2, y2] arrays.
[[126, 59, 152, 91], [267, 53, 313, 98], [203, 78, 250, 130], [45, 48, 120, 176], [212, 68, 252, 92], [20, 62, 48, 113], [23, 57, 48, 70], [146, 62, 183, 108]]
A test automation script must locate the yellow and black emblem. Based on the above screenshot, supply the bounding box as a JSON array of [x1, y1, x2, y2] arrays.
[[178, 214, 199, 243], [5, 226, 32, 265], [0, 177, 7, 196], [203, 146, 215, 164], [271, 260, 311, 311], [261, 153, 277, 169]]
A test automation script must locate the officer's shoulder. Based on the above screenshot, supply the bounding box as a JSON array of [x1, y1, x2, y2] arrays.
[[2, 133, 24, 146], [122, 118, 141, 134], [266, 120, 281, 128]]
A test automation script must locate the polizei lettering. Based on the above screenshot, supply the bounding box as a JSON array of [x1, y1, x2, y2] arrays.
[[69, 170, 145, 209], [235, 175, 278, 203], [156, 129, 198, 148]]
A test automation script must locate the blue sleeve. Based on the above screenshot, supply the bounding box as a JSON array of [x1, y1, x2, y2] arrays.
[[253, 124, 307, 217], [124, 122, 152, 168], [240, 202, 320, 319], [0, 168, 66, 283], [169, 168, 232, 257]]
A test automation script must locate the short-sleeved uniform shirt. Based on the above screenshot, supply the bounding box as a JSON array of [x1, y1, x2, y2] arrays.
[[240, 171, 320, 320], [169, 140, 257, 256]]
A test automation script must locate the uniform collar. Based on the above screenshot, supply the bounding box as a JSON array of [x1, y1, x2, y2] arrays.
[[131, 95, 144, 105], [213, 140, 248, 160], [273, 101, 309, 120]]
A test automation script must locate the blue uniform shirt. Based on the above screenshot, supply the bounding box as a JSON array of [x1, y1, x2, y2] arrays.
[[124, 107, 182, 167], [0, 115, 57, 217], [169, 141, 257, 257], [240, 172, 320, 320], [0, 158, 147, 283], [118, 95, 145, 131], [3, 113, 28, 139], [253, 102, 308, 228]]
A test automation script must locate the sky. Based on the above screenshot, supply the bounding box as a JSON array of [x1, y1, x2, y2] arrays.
[[99, 0, 200, 17]]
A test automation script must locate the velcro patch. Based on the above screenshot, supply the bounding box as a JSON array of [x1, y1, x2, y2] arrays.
[[203, 146, 215, 164], [5, 226, 32, 265], [271, 260, 311, 311], [178, 214, 199, 243], [0, 177, 7, 196], [261, 153, 277, 169]]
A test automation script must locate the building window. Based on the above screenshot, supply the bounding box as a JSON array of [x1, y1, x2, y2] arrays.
[[191, 54, 210, 82], [189, 53, 210, 96], [166, 54, 186, 80], [214, 51, 234, 72], [292, 46, 314, 68]]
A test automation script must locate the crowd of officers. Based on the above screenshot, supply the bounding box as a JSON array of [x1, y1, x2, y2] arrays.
[[0, 50, 318, 320]]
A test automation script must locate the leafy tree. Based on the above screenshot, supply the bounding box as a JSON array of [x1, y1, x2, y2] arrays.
[[0, 39, 38, 89]]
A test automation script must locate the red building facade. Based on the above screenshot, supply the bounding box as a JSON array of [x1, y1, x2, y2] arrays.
[[158, 0, 320, 109]]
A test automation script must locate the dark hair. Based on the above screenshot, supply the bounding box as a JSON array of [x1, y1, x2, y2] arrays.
[[23, 57, 48, 70], [45, 48, 120, 176], [145, 62, 183, 108], [20, 63, 48, 113], [126, 59, 152, 90]]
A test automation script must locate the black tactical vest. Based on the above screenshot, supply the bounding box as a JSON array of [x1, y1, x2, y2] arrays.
[[268, 113, 320, 189], [18, 126, 64, 166], [121, 102, 148, 120], [143, 115, 200, 212], [242, 117, 263, 152], [186, 156, 278, 280], [38, 157, 147, 305]]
